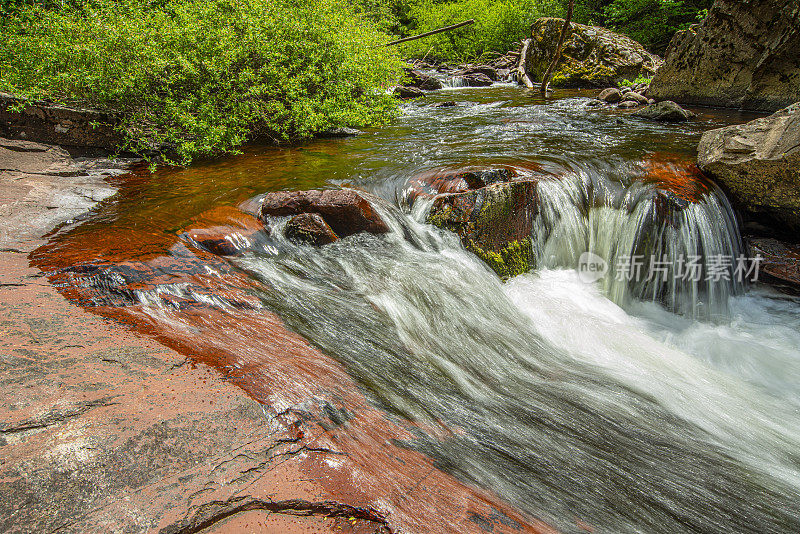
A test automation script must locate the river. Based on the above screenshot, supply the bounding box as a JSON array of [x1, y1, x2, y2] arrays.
[[35, 85, 800, 533]]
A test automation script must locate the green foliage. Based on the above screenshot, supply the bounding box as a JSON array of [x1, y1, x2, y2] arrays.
[[620, 73, 653, 87], [402, 0, 563, 63], [0, 0, 403, 164], [603, 0, 712, 53]]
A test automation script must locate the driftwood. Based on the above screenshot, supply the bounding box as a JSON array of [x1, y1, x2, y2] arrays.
[[384, 20, 475, 47], [516, 39, 535, 89], [540, 0, 574, 95]]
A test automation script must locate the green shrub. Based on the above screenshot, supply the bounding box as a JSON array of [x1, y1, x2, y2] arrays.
[[402, 0, 563, 63], [0, 0, 403, 164], [620, 73, 653, 87], [603, 0, 711, 53]]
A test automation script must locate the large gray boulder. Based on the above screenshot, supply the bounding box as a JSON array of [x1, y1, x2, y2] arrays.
[[650, 0, 800, 111], [517, 18, 661, 88], [698, 103, 800, 229]]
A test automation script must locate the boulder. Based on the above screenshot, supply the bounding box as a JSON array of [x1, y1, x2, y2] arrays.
[[405, 69, 444, 91], [427, 180, 538, 279], [697, 103, 800, 230], [183, 206, 266, 256], [393, 86, 425, 99], [598, 88, 622, 103], [517, 18, 661, 88], [259, 189, 389, 238], [633, 101, 695, 122], [617, 101, 639, 109], [284, 213, 339, 246], [460, 73, 494, 87], [405, 167, 517, 204], [621, 91, 649, 106], [650, 0, 800, 111], [458, 65, 499, 81]]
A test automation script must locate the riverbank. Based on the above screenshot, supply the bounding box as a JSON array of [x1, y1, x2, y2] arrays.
[[0, 138, 554, 533]]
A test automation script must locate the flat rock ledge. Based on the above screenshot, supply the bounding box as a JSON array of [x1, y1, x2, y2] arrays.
[[0, 138, 556, 533]]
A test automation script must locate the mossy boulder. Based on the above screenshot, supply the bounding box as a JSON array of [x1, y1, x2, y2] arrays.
[[650, 0, 800, 111], [427, 180, 538, 279], [518, 18, 661, 88], [697, 103, 800, 230]]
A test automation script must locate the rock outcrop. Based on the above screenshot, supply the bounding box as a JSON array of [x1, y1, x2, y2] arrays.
[[650, 0, 800, 111], [517, 18, 661, 88], [259, 189, 389, 238], [698, 103, 800, 230], [423, 170, 538, 279], [0, 92, 123, 149]]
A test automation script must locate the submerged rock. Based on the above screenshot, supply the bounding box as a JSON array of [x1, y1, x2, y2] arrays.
[[517, 18, 661, 88], [649, 0, 800, 111], [697, 103, 800, 230], [183, 206, 266, 256], [633, 101, 695, 122], [259, 189, 389, 238], [427, 179, 538, 279], [285, 213, 339, 246], [748, 237, 800, 291]]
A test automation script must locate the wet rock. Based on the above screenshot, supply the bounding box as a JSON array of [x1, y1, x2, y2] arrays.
[[405, 167, 518, 205], [427, 180, 538, 279], [517, 18, 661, 88], [621, 91, 649, 106], [393, 86, 425, 99], [459, 65, 499, 81], [317, 127, 362, 138], [433, 101, 457, 108], [460, 73, 494, 87], [748, 237, 800, 290], [698, 103, 800, 230], [598, 88, 622, 103], [585, 99, 605, 107], [285, 213, 339, 246], [259, 189, 389, 238], [405, 69, 444, 91], [183, 206, 267, 256], [618, 101, 639, 109], [650, 0, 800, 111], [633, 101, 694, 122]]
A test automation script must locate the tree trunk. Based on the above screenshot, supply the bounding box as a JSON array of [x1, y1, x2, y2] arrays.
[[540, 0, 574, 96]]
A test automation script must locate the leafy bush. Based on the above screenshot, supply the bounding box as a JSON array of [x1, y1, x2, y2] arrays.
[[402, 0, 563, 63], [603, 0, 711, 53], [0, 0, 403, 164], [620, 73, 653, 87]]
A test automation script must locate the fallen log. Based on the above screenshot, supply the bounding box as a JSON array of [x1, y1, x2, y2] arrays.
[[384, 20, 475, 47]]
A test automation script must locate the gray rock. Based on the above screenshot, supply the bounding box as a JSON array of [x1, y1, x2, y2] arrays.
[[698, 102, 800, 229], [633, 101, 694, 122], [598, 88, 622, 103], [622, 92, 649, 105], [650, 0, 800, 111], [618, 101, 640, 109]]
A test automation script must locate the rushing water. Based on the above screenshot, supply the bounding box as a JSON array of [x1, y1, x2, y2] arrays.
[[38, 86, 800, 533]]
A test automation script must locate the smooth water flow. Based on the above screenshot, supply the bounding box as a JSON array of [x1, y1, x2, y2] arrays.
[[40, 86, 800, 533]]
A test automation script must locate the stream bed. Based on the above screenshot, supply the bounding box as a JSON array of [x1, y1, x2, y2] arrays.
[[36, 86, 800, 533]]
